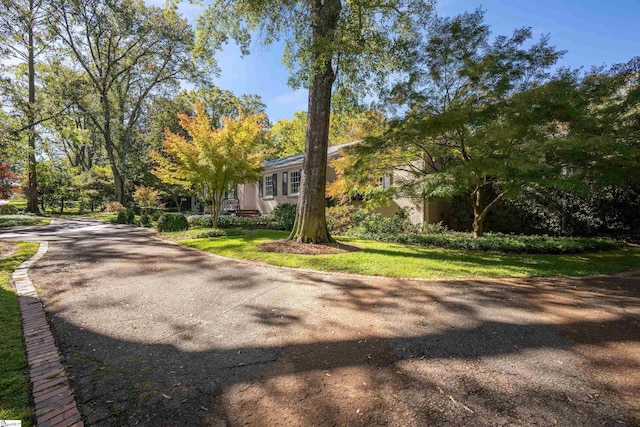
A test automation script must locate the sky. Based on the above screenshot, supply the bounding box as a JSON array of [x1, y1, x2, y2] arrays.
[[161, 0, 640, 123]]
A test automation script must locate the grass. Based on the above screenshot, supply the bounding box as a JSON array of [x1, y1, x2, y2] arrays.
[[177, 230, 640, 279], [0, 215, 50, 228], [0, 242, 39, 425], [6, 199, 27, 210]]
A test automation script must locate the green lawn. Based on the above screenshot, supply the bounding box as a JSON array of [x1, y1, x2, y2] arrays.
[[175, 230, 640, 279], [6, 199, 27, 210], [0, 242, 39, 425]]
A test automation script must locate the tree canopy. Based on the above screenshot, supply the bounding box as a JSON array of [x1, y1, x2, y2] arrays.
[[345, 10, 572, 236], [150, 102, 266, 227], [192, 0, 433, 242]]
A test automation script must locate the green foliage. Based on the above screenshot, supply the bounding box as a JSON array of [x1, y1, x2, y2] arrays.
[[361, 232, 623, 254], [450, 184, 640, 238], [157, 213, 189, 232], [0, 205, 18, 215], [349, 9, 572, 237], [52, 0, 205, 202], [37, 160, 79, 213], [0, 215, 47, 228], [356, 209, 418, 236], [268, 110, 385, 159], [150, 102, 266, 227], [116, 208, 136, 225], [272, 203, 297, 231], [179, 230, 640, 279], [326, 205, 362, 235], [187, 214, 274, 229], [217, 215, 273, 229], [0, 242, 39, 425], [193, 0, 431, 95], [150, 208, 165, 222]]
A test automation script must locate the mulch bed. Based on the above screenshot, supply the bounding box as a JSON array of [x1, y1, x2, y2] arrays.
[[258, 239, 361, 255]]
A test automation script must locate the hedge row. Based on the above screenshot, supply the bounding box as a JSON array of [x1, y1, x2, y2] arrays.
[[358, 231, 624, 254]]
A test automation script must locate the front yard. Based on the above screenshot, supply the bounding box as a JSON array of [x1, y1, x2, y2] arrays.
[[171, 230, 640, 279]]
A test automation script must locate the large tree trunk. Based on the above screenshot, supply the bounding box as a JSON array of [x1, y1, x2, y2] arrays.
[[289, 0, 341, 243], [26, 1, 38, 214]]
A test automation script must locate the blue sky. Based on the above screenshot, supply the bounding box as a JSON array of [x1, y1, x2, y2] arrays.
[[162, 0, 640, 122]]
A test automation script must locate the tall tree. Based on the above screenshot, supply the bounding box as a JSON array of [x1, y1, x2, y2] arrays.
[[347, 10, 575, 237], [150, 102, 266, 227], [194, 0, 431, 242], [51, 0, 204, 203], [0, 0, 49, 212]]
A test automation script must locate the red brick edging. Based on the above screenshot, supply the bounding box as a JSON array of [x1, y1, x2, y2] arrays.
[[11, 242, 83, 427]]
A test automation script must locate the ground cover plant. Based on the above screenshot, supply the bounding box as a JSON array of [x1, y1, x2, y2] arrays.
[[0, 215, 50, 228], [0, 242, 39, 425], [162, 228, 244, 240], [176, 230, 640, 279]]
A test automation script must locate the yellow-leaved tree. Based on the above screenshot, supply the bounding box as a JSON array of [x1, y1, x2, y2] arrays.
[[150, 102, 266, 227]]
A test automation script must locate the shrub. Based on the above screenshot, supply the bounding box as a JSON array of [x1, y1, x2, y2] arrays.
[[116, 208, 136, 225], [357, 208, 417, 236], [272, 203, 297, 231], [326, 205, 362, 235], [187, 215, 213, 228], [105, 201, 125, 212], [157, 213, 189, 232], [217, 215, 272, 229], [358, 231, 624, 254], [423, 221, 449, 234], [0, 204, 17, 215], [150, 208, 165, 222]]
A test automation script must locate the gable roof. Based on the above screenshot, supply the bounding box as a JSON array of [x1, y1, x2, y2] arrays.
[[262, 141, 359, 170]]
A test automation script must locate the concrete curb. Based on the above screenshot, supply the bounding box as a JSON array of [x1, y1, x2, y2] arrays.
[[12, 242, 83, 427]]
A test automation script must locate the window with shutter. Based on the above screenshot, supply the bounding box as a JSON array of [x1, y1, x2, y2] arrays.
[[272, 173, 278, 196], [282, 172, 288, 195]]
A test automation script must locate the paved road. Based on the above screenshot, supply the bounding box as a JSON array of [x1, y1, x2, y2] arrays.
[[2, 218, 639, 426]]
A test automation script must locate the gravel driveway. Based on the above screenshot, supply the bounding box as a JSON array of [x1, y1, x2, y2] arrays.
[[2, 218, 639, 426]]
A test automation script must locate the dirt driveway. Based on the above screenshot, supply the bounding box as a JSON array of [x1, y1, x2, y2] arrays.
[[2, 218, 639, 426]]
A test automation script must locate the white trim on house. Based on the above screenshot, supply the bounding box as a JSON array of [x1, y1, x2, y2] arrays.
[[289, 170, 301, 196]]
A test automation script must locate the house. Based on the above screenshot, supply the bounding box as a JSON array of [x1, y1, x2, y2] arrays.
[[229, 142, 450, 227]]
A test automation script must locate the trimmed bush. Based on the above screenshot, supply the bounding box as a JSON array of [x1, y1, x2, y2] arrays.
[[272, 203, 297, 231], [117, 208, 136, 224], [188, 214, 274, 229], [157, 213, 189, 232], [357, 231, 624, 254]]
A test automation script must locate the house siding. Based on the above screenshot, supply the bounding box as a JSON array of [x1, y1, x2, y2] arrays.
[[238, 143, 450, 226]]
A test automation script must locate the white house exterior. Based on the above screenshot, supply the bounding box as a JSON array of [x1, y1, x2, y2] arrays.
[[233, 142, 450, 227]]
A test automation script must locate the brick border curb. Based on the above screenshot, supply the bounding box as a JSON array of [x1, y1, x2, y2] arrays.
[[11, 242, 84, 427]]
